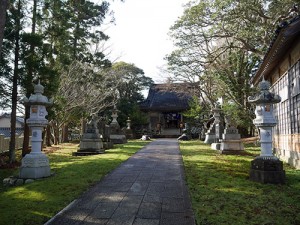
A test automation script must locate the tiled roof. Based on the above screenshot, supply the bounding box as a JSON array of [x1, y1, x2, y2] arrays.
[[0, 128, 24, 137], [252, 15, 300, 85], [0, 113, 24, 125], [140, 83, 192, 112]]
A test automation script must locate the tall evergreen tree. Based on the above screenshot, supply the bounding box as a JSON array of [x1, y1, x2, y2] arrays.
[[0, 0, 8, 54], [9, 0, 24, 163]]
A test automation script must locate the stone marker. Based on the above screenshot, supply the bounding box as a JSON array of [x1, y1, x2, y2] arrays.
[[109, 105, 127, 144], [200, 123, 207, 141], [204, 116, 216, 144], [124, 117, 134, 139], [98, 116, 113, 149], [219, 115, 244, 154], [74, 114, 105, 155], [248, 78, 285, 184], [19, 82, 52, 179], [211, 103, 224, 150]]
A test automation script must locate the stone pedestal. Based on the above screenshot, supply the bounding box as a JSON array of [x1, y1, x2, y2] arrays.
[[109, 105, 127, 144], [249, 157, 285, 184], [20, 122, 51, 178], [110, 134, 127, 144], [204, 121, 216, 144], [74, 115, 104, 156], [219, 125, 244, 154], [19, 153, 51, 179], [125, 129, 134, 139], [103, 125, 113, 149], [204, 133, 216, 144], [77, 135, 104, 154], [211, 142, 221, 150]]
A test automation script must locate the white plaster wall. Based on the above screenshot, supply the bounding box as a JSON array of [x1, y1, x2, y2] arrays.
[[0, 118, 22, 128]]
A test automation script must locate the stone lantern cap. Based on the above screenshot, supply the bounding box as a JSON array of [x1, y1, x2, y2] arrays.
[[111, 105, 119, 113], [211, 102, 222, 112], [23, 81, 53, 106], [248, 79, 281, 104]]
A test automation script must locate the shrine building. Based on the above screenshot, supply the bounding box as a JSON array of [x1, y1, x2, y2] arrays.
[[140, 83, 193, 137]]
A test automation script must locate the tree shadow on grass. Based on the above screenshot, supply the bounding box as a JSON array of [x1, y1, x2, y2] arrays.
[[0, 141, 149, 225], [180, 141, 300, 225]]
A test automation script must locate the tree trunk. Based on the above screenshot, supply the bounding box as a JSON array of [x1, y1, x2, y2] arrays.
[[41, 128, 45, 148], [46, 124, 52, 146], [62, 123, 69, 143], [22, 0, 37, 157], [0, 0, 8, 54], [9, 0, 21, 164], [81, 117, 86, 135], [53, 121, 59, 145], [22, 106, 31, 157]]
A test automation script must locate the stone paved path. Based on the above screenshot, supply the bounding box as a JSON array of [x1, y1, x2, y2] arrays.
[[46, 139, 195, 225]]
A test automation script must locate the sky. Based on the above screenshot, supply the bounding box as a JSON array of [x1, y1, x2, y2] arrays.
[[104, 0, 188, 83]]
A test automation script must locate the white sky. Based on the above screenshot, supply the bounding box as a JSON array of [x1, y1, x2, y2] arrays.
[[104, 0, 188, 83]]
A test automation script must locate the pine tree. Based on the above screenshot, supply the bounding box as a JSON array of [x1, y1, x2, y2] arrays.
[[0, 0, 8, 54]]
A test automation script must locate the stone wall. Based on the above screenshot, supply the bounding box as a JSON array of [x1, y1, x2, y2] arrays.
[[0, 135, 31, 154], [0, 117, 23, 127]]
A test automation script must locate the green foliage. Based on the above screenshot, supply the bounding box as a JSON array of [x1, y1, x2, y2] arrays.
[[0, 140, 150, 225], [222, 102, 253, 134], [117, 99, 148, 128], [183, 96, 203, 120], [166, 0, 300, 135], [103, 62, 154, 128], [213, 49, 257, 135], [112, 61, 154, 102], [180, 140, 300, 225]]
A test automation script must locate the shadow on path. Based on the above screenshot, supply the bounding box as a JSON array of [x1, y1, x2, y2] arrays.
[[46, 139, 195, 225]]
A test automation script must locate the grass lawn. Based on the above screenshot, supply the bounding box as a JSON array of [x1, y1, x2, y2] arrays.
[[179, 140, 300, 225], [0, 140, 149, 225]]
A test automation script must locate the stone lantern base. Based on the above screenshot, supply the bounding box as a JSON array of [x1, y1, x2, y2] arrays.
[[204, 133, 216, 144], [124, 129, 134, 139], [218, 140, 245, 154], [74, 138, 105, 156], [110, 134, 127, 144], [19, 153, 51, 179], [249, 157, 285, 184]]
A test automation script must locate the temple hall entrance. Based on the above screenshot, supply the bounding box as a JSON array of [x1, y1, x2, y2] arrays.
[[163, 112, 181, 129]]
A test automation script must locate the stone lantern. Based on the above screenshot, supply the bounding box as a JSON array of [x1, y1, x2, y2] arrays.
[[19, 82, 53, 179], [110, 105, 127, 144], [211, 103, 224, 150], [111, 105, 119, 126], [126, 117, 131, 130], [248, 78, 285, 184]]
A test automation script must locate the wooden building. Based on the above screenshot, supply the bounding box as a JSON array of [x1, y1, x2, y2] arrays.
[[140, 83, 192, 136], [252, 15, 300, 168], [0, 113, 24, 137]]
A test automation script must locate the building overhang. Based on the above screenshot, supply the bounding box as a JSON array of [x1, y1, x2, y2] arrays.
[[252, 16, 300, 85]]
